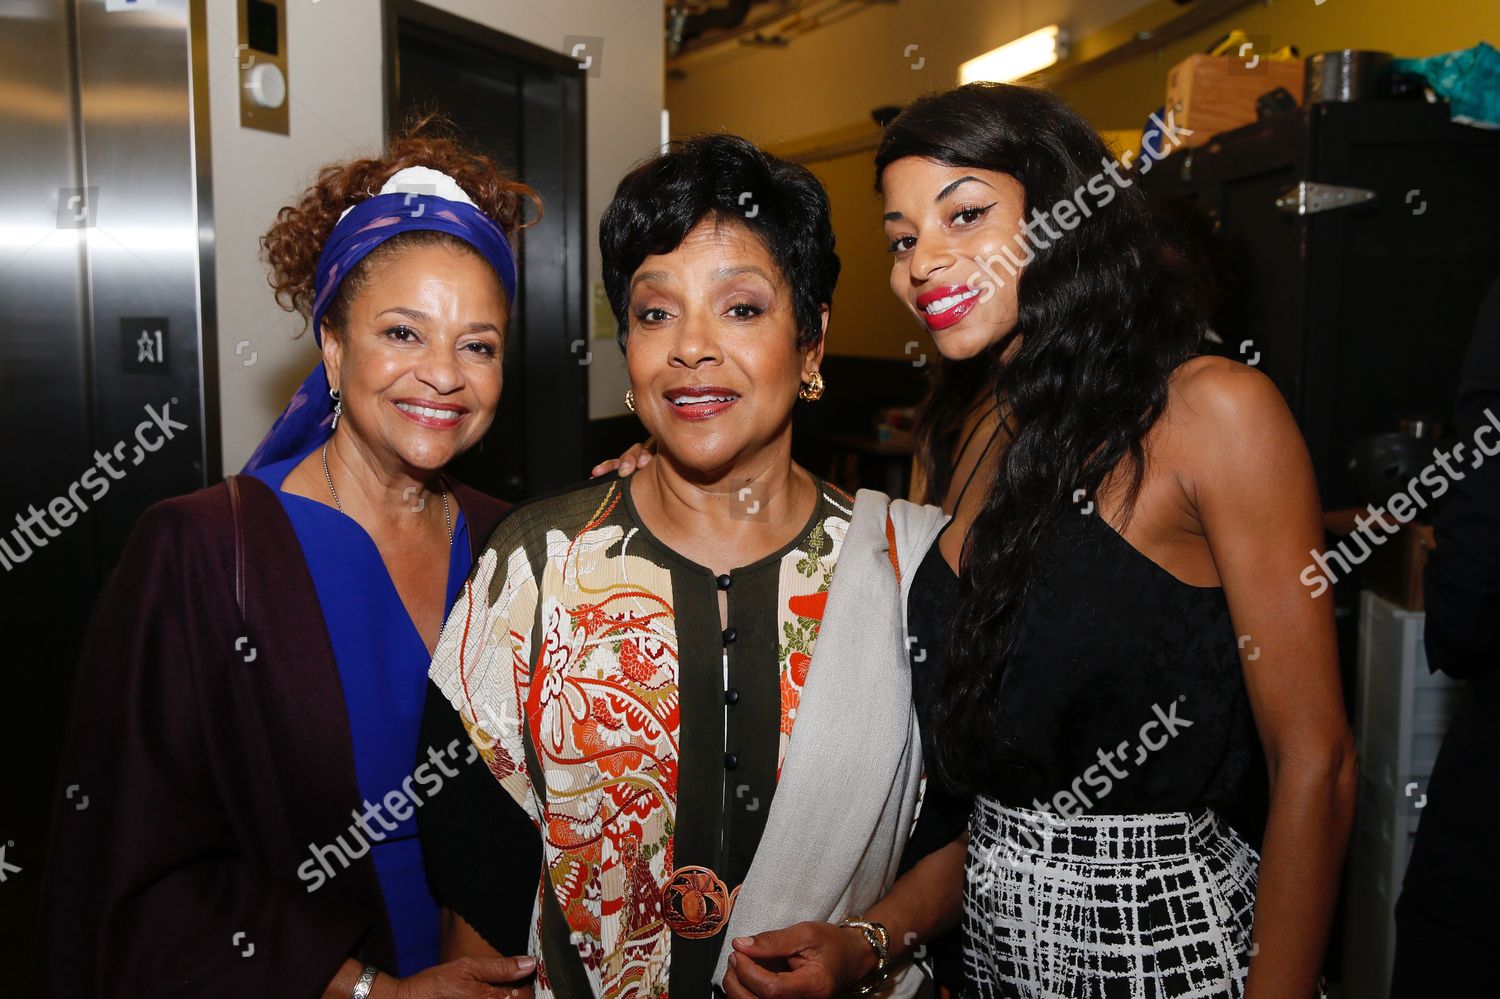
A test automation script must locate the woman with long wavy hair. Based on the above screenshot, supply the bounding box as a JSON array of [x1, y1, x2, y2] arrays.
[[874, 83, 1355, 998]]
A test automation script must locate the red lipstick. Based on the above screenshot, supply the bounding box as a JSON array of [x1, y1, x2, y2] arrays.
[[915, 283, 982, 332]]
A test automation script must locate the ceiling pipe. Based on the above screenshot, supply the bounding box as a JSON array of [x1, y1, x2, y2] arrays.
[[671, 0, 754, 56]]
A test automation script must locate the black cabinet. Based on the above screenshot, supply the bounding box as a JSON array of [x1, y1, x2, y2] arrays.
[[1144, 100, 1500, 508]]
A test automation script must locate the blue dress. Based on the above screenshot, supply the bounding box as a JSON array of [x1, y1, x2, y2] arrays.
[[249, 446, 471, 975]]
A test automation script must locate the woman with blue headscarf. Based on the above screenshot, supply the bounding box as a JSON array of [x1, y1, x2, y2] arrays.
[[42, 125, 541, 999]]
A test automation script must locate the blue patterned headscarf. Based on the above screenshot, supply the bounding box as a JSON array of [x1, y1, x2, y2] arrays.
[[242, 169, 518, 473]]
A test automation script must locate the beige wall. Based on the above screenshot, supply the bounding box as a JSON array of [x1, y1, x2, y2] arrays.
[[666, 0, 1157, 143], [668, 0, 1497, 360], [207, 0, 663, 471], [803, 149, 920, 361]]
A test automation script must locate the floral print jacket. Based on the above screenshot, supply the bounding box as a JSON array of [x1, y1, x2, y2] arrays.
[[427, 475, 855, 997]]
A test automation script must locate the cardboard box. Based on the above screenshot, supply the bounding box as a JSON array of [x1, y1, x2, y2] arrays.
[[1366, 524, 1434, 612], [1320, 510, 1433, 610], [1164, 53, 1306, 150]]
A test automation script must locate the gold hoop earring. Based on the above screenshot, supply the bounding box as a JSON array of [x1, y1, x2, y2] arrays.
[[798, 370, 825, 402], [624, 389, 636, 413]]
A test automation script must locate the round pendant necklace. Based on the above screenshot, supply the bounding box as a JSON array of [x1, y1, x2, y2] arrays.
[[321, 442, 452, 545]]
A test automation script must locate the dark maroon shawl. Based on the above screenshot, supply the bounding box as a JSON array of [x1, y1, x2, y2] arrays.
[[40, 474, 508, 997]]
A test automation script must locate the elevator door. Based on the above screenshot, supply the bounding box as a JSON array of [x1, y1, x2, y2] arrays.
[[0, 0, 217, 984], [390, 2, 587, 500]]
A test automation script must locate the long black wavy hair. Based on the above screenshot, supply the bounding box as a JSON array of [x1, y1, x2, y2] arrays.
[[875, 83, 1207, 793]]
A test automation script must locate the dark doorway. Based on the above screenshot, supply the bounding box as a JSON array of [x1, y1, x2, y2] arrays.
[[385, 2, 587, 501]]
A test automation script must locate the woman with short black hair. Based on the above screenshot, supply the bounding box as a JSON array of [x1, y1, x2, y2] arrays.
[[418, 133, 950, 998]]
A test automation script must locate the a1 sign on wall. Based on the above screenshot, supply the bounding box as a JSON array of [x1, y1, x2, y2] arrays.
[[122, 317, 169, 373]]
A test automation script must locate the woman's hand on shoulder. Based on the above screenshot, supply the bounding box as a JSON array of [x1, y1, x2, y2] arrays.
[[591, 439, 655, 479]]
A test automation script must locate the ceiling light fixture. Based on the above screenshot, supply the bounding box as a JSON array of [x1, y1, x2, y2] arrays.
[[959, 25, 1068, 84]]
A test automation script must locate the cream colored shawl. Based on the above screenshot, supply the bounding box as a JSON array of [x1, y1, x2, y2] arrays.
[[711, 489, 949, 996]]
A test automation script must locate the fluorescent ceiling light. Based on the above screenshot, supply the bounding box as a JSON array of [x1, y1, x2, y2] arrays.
[[959, 25, 1067, 84]]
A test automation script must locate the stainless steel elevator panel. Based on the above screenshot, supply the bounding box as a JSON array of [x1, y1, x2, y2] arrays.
[[74, 0, 219, 550], [2, 0, 217, 573], [2, 1, 93, 552], [0, 0, 216, 980]]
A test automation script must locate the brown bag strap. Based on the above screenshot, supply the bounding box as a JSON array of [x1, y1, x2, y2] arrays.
[[225, 474, 246, 621]]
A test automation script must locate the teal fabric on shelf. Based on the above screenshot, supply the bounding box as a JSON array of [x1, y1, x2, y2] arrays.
[[1393, 42, 1500, 129]]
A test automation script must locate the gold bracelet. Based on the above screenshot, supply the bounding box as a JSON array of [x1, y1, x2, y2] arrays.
[[837, 917, 890, 995]]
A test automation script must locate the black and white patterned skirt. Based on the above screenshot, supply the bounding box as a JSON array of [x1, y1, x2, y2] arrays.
[[960, 798, 1259, 999]]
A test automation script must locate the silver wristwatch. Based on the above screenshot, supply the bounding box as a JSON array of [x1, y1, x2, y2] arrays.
[[352, 964, 379, 999]]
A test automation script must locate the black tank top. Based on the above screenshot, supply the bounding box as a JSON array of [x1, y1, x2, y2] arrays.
[[908, 510, 1257, 817]]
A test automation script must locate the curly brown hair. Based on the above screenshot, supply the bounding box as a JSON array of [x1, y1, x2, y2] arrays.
[[261, 113, 541, 337]]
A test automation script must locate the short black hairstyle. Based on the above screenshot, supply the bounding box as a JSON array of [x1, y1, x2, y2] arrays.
[[599, 133, 840, 350]]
